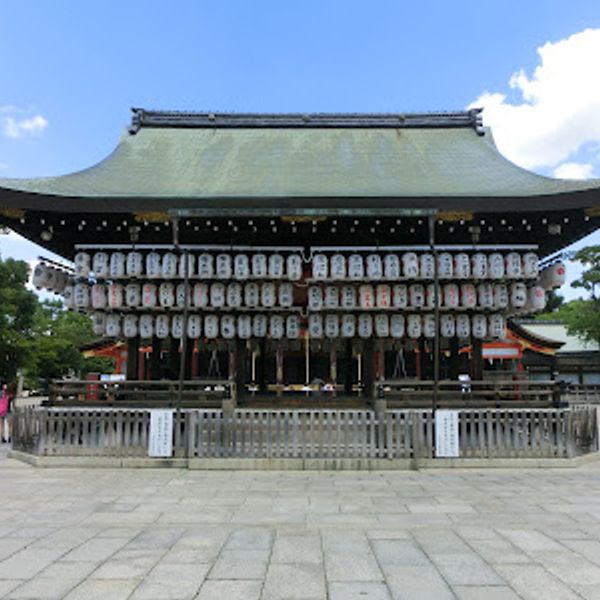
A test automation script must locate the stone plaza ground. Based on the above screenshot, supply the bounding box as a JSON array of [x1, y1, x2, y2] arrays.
[[2, 450, 600, 599]]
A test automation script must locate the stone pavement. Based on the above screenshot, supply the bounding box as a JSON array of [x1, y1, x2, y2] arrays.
[[2, 449, 600, 599]]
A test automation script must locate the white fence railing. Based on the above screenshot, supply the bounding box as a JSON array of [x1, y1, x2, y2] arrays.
[[11, 406, 598, 461]]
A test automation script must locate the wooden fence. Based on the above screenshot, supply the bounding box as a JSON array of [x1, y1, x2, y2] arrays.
[[11, 406, 598, 461], [563, 384, 600, 406]]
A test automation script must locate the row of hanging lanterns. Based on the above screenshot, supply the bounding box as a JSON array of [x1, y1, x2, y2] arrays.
[[67, 250, 549, 281], [92, 311, 506, 340]]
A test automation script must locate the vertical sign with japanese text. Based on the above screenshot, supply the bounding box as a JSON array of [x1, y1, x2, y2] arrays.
[[435, 410, 460, 457], [148, 410, 174, 457]]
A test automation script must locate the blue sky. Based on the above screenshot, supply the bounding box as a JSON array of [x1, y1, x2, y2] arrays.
[[1, 0, 599, 298]]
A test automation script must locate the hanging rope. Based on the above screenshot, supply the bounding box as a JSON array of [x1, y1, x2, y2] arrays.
[[208, 347, 221, 378]]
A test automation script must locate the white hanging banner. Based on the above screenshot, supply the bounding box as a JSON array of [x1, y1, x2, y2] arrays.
[[435, 410, 460, 458], [148, 410, 174, 458]]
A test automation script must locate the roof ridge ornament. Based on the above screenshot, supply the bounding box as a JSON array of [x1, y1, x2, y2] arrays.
[[128, 107, 485, 134]]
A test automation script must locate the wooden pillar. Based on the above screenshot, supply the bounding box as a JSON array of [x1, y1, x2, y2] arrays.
[[257, 339, 267, 394], [168, 338, 180, 380], [375, 340, 385, 382], [329, 344, 337, 397], [184, 342, 193, 380], [235, 340, 246, 402], [126, 337, 140, 381], [344, 340, 352, 396], [276, 343, 284, 397], [137, 347, 145, 381], [471, 338, 484, 380], [418, 339, 427, 380], [362, 338, 375, 400], [449, 337, 460, 380], [191, 340, 199, 379]]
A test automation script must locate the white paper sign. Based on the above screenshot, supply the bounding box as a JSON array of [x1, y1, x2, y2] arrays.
[[435, 410, 459, 458], [148, 410, 174, 458]]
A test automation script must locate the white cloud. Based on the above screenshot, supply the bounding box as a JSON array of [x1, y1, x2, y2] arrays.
[[553, 162, 595, 179], [470, 28, 600, 172], [3, 114, 48, 139]]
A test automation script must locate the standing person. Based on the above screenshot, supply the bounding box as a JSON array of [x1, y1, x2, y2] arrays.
[[0, 383, 13, 443]]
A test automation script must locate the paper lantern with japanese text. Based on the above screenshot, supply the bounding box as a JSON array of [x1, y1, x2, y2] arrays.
[[384, 254, 401, 280], [123, 315, 139, 339], [109, 252, 126, 279], [159, 283, 175, 308], [390, 314, 405, 338], [269, 315, 284, 339], [341, 314, 356, 338], [234, 254, 250, 280], [106, 283, 123, 309], [505, 252, 522, 279], [358, 314, 373, 338], [93, 252, 109, 279], [155, 315, 170, 339], [215, 254, 232, 279], [74, 252, 91, 278]]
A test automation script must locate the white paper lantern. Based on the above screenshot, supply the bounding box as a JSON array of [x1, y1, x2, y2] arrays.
[[125, 284, 141, 308], [269, 315, 284, 339], [402, 252, 419, 278], [278, 283, 294, 307], [176, 283, 191, 308], [384, 254, 401, 280], [437, 252, 454, 279], [308, 286, 323, 310], [141, 283, 157, 308], [419, 253, 435, 279], [440, 314, 456, 338], [90, 284, 106, 309], [454, 253, 471, 279], [426, 284, 442, 309], [155, 315, 170, 339], [359, 284, 375, 309], [390, 314, 405, 338], [471, 253, 488, 279], [472, 314, 487, 339], [109, 252, 126, 279], [245, 282, 260, 308], [32, 263, 48, 289], [510, 282, 527, 308], [528, 286, 546, 311], [215, 254, 232, 279], [74, 252, 91, 278], [505, 252, 523, 279], [443, 283, 460, 309], [161, 252, 178, 278], [139, 314, 154, 338], [233, 254, 250, 280], [226, 283, 243, 308], [324, 286, 339, 309], [123, 315, 139, 339], [341, 314, 356, 338], [171, 314, 184, 339], [63, 285, 74, 309], [105, 314, 121, 337], [197, 253, 214, 278], [192, 283, 209, 308], [126, 252, 143, 277], [477, 283, 494, 309], [159, 283, 175, 308], [91, 312, 106, 336], [261, 282, 276, 307], [238, 315, 252, 339], [268, 254, 285, 279], [187, 314, 202, 339], [146, 252, 162, 279], [286, 315, 300, 339], [312, 253, 328, 280], [460, 283, 477, 309], [210, 282, 226, 307], [54, 271, 69, 294], [488, 253, 505, 279], [348, 254, 364, 279], [286, 254, 303, 281], [107, 283, 123, 309], [409, 284, 425, 308], [308, 314, 323, 338], [92, 252, 109, 279], [178, 254, 195, 278], [540, 261, 566, 289], [325, 314, 339, 338], [330, 254, 346, 279], [221, 315, 236, 339], [407, 314, 422, 338], [204, 315, 219, 339], [523, 252, 539, 279], [375, 314, 390, 337], [366, 254, 383, 279], [488, 314, 506, 339], [376, 284, 392, 309], [456, 314, 471, 338], [251, 253, 267, 278], [358, 314, 373, 338], [423, 314, 436, 338], [252, 314, 267, 337], [341, 285, 357, 309], [493, 284, 509, 309], [393, 285, 408, 309], [45, 267, 58, 291]]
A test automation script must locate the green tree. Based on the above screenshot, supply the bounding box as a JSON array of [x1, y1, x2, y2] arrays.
[[0, 258, 37, 382]]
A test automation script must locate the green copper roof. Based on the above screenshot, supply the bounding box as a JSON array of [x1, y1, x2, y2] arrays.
[[1, 112, 599, 202]]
